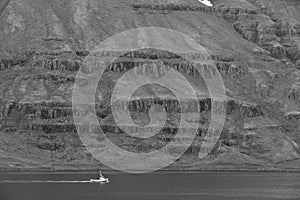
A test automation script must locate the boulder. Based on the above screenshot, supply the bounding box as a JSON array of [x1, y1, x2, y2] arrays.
[[288, 82, 300, 100], [285, 111, 300, 121], [257, 83, 275, 99]]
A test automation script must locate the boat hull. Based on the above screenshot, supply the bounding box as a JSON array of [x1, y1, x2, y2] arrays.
[[90, 179, 109, 183]]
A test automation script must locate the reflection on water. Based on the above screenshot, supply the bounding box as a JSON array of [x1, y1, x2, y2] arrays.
[[0, 172, 299, 200]]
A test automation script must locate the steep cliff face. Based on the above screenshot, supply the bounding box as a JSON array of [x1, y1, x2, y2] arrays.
[[0, 0, 299, 171]]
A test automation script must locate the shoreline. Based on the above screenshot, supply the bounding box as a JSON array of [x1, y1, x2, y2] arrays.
[[1, 168, 300, 174]]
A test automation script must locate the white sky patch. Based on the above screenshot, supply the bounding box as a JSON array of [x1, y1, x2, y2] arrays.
[[199, 0, 213, 7]]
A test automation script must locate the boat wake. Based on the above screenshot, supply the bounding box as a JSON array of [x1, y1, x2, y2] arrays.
[[0, 180, 99, 184], [0, 170, 109, 184]]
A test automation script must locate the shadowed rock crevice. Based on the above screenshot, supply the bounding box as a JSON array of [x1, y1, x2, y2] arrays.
[[0, 0, 10, 17]]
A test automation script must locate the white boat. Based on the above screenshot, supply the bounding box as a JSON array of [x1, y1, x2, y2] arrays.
[[90, 170, 109, 183]]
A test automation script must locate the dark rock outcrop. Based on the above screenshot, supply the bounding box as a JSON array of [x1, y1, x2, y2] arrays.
[[132, 4, 215, 13], [32, 58, 81, 71], [38, 137, 65, 151], [25, 123, 77, 134], [233, 21, 258, 42], [0, 58, 27, 71]]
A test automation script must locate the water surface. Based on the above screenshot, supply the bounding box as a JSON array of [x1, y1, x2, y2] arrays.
[[0, 172, 299, 200]]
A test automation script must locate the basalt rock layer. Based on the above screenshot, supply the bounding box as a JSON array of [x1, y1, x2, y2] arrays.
[[0, 0, 299, 171]]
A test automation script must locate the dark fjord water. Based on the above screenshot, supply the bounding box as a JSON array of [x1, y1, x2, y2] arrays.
[[0, 172, 299, 200]]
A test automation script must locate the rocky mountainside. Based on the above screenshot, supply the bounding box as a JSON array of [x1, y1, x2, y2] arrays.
[[0, 0, 299, 171]]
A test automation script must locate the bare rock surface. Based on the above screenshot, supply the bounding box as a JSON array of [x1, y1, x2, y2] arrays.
[[0, 0, 299, 171]]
